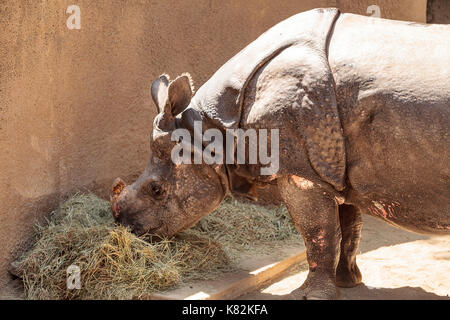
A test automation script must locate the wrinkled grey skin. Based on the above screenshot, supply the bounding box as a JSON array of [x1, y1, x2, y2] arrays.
[[111, 8, 450, 299]]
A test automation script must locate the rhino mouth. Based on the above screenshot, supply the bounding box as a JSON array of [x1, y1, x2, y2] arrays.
[[109, 198, 163, 236], [141, 222, 164, 237]]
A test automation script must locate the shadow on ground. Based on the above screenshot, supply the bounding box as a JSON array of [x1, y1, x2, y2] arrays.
[[239, 283, 449, 300]]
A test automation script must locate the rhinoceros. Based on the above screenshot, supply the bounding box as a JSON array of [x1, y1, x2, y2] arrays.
[[110, 8, 450, 299]]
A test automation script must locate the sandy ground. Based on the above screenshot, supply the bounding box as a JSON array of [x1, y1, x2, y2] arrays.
[[239, 215, 450, 300]]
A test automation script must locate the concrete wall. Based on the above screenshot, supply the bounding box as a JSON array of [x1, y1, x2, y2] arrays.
[[0, 0, 427, 289]]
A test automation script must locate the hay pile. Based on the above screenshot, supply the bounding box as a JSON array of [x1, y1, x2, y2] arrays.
[[14, 194, 300, 300], [191, 197, 300, 258]]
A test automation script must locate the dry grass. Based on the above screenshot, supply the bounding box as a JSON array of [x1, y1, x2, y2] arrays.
[[15, 193, 300, 300], [191, 197, 300, 259]]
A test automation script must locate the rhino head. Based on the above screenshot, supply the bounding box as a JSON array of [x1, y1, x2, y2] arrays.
[[110, 74, 229, 237]]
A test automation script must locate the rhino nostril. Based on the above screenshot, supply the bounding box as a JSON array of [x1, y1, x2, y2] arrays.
[[113, 204, 120, 219], [110, 198, 120, 220]]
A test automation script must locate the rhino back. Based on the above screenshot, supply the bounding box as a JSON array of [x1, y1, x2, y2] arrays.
[[190, 8, 340, 130], [328, 14, 450, 232]]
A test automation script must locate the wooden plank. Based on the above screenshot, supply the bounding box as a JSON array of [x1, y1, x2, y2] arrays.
[[206, 250, 307, 300], [141, 249, 306, 300]]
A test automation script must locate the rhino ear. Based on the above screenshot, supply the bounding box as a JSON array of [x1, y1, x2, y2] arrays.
[[167, 73, 194, 116], [151, 74, 170, 114], [112, 177, 126, 196]]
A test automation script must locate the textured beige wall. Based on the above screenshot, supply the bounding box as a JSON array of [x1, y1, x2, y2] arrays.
[[0, 0, 426, 289], [336, 0, 427, 22]]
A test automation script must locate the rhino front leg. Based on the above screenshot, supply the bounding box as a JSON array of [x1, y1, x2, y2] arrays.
[[279, 176, 341, 300], [336, 204, 363, 288]]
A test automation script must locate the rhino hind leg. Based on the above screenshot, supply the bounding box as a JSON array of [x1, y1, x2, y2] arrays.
[[336, 204, 363, 288], [278, 176, 341, 300]]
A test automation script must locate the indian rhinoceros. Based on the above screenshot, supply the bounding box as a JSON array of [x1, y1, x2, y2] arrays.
[[110, 8, 450, 299]]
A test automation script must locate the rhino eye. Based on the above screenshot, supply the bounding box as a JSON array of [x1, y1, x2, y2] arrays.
[[141, 182, 165, 199], [151, 184, 162, 195]]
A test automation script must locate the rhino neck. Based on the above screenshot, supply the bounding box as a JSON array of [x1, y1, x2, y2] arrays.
[[177, 106, 231, 196], [178, 106, 275, 201]]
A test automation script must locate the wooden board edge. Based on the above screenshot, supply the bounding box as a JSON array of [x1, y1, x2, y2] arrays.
[[206, 250, 307, 300], [140, 250, 307, 300]]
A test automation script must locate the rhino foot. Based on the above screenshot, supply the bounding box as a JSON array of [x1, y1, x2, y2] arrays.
[[336, 262, 362, 288], [288, 274, 339, 300]]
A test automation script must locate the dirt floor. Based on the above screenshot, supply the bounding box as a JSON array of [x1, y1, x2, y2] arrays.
[[239, 215, 450, 300]]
